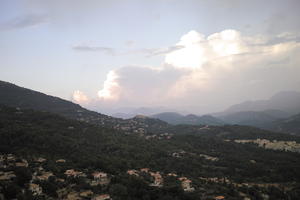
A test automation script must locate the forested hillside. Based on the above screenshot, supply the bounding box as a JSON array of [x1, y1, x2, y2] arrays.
[[1, 105, 300, 199]]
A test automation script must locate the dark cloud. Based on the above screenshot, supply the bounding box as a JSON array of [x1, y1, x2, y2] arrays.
[[0, 14, 48, 31]]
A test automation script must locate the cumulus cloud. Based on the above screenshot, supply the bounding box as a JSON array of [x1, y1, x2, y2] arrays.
[[98, 71, 121, 101], [72, 90, 89, 104], [97, 65, 187, 105], [84, 29, 300, 113]]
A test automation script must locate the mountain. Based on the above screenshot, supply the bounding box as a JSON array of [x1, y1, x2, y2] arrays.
[[219, 111, 277, 128], [262, 109, 291, 119], [152, 112, 224, 126], [210, 91, 300, 130], [151, 112, 184, 124], [0, 80, 111, 124], [183, 114, 224, 125], [110, 107, 182, 119], [224, 91, 300, 115], [0, 80, 170, 133]]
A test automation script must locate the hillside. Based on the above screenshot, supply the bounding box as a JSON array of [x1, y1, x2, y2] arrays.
[[0, 80, 170, 134], [219, 111, 276, 128], [269, 113, 300, 135], [0, 80, 111, 124], [1, 105, 300, 199]]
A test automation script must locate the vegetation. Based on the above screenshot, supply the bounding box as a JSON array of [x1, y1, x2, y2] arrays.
[[1, 105, 300, 199]]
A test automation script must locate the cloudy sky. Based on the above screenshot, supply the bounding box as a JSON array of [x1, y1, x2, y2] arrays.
[[1, 0, 300, 114]]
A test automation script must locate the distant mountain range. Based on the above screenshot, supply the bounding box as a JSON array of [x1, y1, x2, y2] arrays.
[[1, 80, 299, 135], [150, 91, 300, 135], [218, 110, 286, 128], [223, 91, 300, 115], [151, 112, 224, 126], [110, 107, 184, 119]]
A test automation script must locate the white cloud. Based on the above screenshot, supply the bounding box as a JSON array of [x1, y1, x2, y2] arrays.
[[72, 90, 89, 104], [98, 71, 121, 101], [165, 29, 248, 69], [81, 29, 300, 113]]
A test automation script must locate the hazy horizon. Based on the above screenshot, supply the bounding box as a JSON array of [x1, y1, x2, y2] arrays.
[[1, 0, 300, 115]]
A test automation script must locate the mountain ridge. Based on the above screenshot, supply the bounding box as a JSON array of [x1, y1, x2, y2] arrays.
[[224, 90, 300, 115]]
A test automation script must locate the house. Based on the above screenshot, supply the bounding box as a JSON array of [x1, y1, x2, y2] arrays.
[[80, 190, 93, 198], [0, 171, 16, 181], [199, 154, 219, 162], [36, 171, 53, 181], [92, 172, 107, 179], [35, 157, 46, 163], [127, 169, 139, 176], [29, 183, 42, 196], [7, 154, 15, 162], [56, 159, 66, 163], [92, 194, 111, 200], [172, 152, 181, 158], [91, 171, 110, 185], [64, 169, 85, 177], [149, 172, 163, 187], [15, 159, 29, 167], [57, 178, 65, 182], [0, 155, 5, 162], [167, 173, 177, 177], [179, 177, 195, 192]]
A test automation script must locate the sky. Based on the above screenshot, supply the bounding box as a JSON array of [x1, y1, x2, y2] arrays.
[[1, 0, 300, 115]]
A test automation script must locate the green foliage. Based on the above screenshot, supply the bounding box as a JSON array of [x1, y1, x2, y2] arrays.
[[1, 105, 300, 199], [14, 167, 32, 186]]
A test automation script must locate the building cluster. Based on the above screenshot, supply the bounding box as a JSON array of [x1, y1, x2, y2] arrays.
[[234, 139, 300, 153], [127, 168, 195, 192], [145, 133, 173, 140], [74, 110, 170, 136], [199, 176, 293, 200], [178, 177, 195, 192], [0, 154, 112, 200], [199, 177, 230, 184], [199, 154, 219, 162], [171, 151, 219, 162], [171, 150, 188, 158]]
